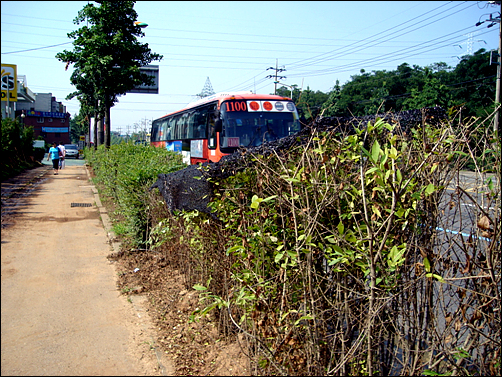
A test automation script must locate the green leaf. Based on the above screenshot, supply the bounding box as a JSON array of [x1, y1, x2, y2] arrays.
[[424, 183, 435, 196], [337, 222, 344, 235], [326, 236, 336, 244], [396, 168, 402, 184], [372, 205, 382, 218], [424, 257, 431, 273], [389, 146, 398, 159], [453, 347, 470, 361], [226, 245, 244, 255], [193, 284, 207, 291], [274, 252, 284, 263], [328, 257, 346, 266], [294, 315, 314, 326], [454, 151, 468, 157], [425, 273, 444, 283], [262, 195, 278, 203], [250, 194, 262, 209], [395, 208, 405, 218], [423, 370, 451, 376], [385, 169, 391, 182], [286, 249, 297, 258], [432, 273, 445, 283], [371, 140, 381, 163], [284, 177, 300, 183], [366, 167, 380, 175], [388, 245, 406, 268]]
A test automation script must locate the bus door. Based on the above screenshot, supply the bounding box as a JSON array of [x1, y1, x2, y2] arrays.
[[207, 110, 227, 163], [189, 104, 226, 164]]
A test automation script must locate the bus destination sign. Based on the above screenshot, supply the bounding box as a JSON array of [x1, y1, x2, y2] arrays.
[[225, 100, 296, 113]]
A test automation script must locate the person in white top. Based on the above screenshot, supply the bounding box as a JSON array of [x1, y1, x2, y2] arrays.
[[58, 142, 66, 170]]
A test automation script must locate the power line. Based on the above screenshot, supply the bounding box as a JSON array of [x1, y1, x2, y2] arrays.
[[287, 1, 474, 70], [265, 60, 287, 95], [286, 28, 495, 79], [1, 42, 71, 54]]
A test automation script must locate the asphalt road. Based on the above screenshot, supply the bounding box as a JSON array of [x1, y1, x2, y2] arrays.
[[439, 170, 498, 241], [42, 153, 86, 168]]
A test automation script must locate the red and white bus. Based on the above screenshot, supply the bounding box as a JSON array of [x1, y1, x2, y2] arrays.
[[150, 91, 301, 165]]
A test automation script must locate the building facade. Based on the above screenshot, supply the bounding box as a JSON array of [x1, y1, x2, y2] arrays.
[[3, 64, 71, 146], [16, 93, 71, 145]]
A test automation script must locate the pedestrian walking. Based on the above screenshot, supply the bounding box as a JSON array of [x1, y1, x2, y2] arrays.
[[58, 141, 66, 170], [46, 142, 60, 175]]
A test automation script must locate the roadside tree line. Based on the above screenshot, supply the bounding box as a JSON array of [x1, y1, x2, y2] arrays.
[[278, 48, 497, 123]]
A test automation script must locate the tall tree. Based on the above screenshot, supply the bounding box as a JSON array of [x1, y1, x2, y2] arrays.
[[320, 80, 342, 117], [402, 67, 451, 110], [56, 0, 163, 149], [449, 49, 496, 118]]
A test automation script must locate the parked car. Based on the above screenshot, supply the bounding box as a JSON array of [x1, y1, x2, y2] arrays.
[[64, 144, 79, 159]]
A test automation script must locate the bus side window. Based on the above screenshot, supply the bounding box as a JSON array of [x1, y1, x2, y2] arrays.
[[186, 111, 196, 139], [208, 112, 218, 149], [172, 114, 180, 139], [161, 119, 168, 140], [167, 117, 175, 140], [195, 108, 208, 139], [177, 114, 187, 139], [151, 121, 159, 142]]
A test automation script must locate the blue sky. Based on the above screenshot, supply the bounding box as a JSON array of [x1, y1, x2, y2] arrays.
[[1, 1, 500, 134]]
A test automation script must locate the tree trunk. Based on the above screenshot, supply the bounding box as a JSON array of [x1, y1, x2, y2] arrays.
[[93, 113, 99, 150], [105, 97, 111, 149], [97, 117, 104, 146]]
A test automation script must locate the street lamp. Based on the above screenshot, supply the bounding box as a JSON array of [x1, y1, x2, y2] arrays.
[[274, 81, 294, 101]]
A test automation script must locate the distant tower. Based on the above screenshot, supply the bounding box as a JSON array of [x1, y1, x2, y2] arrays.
[[198, 77, 215, 98], [465, 32, 473, 56]]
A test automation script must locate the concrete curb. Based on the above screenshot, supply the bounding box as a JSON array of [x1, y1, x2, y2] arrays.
[[84, 164, 122, 254]]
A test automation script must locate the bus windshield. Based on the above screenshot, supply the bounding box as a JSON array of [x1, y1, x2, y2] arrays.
[[219, 100, 300, 153]]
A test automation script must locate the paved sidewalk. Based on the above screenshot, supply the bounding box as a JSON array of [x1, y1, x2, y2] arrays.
[[1, 165, 171, 376]]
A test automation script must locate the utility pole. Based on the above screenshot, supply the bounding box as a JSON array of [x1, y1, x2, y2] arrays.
[[266, 59, 286, 95], [476, 4, 501, 133]]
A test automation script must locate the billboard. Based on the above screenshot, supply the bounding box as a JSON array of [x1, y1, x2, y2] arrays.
[[1, 64, 18, 102], [128, 65, 159, 94]]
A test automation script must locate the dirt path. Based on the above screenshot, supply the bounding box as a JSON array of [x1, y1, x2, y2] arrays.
[[1, 165, 173, 376]]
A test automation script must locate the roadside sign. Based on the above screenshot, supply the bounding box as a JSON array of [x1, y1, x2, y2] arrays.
[[1, 64, 18, 102], [128, 65, 159, 94]]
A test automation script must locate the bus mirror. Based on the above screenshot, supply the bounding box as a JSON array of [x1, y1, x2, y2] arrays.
[[215, 119, 222, 132]]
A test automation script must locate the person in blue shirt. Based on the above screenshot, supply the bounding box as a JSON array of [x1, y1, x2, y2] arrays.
[[46, 142, 60, 175]]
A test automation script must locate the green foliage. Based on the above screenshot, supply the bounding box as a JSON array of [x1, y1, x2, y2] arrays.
[[277, 49, 495, 121], [100, 109, 499, 375], [150, 114, 484, 375], [277, 85, 329, 122], [1, 117, 38, 181], [86, 143, 184, 246], [320, 80, 342, 117], [69, 110, 89, 144], [402, 67, 451, 110], [56, 0, 163, 148]]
